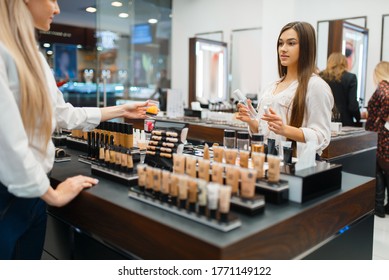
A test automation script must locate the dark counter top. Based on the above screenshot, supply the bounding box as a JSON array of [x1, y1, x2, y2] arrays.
[[49, 149, 375, 259]]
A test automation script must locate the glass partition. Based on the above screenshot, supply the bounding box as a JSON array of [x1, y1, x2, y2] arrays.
[[40, 0, 172, 107]]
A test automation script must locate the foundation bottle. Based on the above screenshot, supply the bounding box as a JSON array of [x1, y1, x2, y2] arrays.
[[237, 131, 250, 151], [125, 123, 134, 149], [251, 134, 264, 153]]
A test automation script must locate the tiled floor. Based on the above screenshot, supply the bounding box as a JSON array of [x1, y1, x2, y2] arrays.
[[373, 214, 389, 259]]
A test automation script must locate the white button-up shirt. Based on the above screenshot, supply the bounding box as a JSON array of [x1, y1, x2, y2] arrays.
[[0, 43, 101, 197], [255, 75, 334, 156]]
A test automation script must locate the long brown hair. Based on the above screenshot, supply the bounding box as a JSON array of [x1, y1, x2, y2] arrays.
[[277, 22, 317, 128], [320, 52, 348, 82], [0, 1, 52, 155]]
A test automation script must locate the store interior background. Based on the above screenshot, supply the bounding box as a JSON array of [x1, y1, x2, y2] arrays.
[[40, 0, 389, 260], [46, 0, 389, 109]]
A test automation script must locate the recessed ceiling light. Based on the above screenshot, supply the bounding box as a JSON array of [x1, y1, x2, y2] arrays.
[[43, 43, 51, 48], [148, 18, 158, 24], [119, 13, 129, 18], [47, 50, 53, 55], [86, 7, 97, 13], [111, 1, 123, 7]]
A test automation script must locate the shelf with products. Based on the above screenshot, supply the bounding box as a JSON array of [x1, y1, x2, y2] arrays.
[[47, 148, 375, 259]]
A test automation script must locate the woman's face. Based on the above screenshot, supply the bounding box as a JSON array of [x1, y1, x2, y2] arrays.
[[25, 0, 60, 31], [278, 28, 300, 69]]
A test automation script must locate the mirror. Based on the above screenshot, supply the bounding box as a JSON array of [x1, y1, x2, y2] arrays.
[[317, 18, 368, 104], [230, 27, 262, 100], [188, 37, 228, 105], [382, 14, 389, 61], [195, 31, 223, 41]]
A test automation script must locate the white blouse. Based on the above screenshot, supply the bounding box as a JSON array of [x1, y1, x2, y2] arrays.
[[254, 74, 334, 156], [0, 43, 101, 197]]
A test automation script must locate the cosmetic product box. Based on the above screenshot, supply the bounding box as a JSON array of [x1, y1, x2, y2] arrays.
[[279, 161, 342, 203], [255, 179, 289, 204]]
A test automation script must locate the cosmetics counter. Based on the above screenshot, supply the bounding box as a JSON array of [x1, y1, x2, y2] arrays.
[[128, 117, 378, 177], [43, 121, 375, 260]]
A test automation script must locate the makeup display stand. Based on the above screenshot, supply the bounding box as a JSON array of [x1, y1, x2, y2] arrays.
[[91, 164, 138, 186], [255, 179, 289, 204], [230, 195, 265, 216], [280, 161, 342, 203], [128, 186, 242, 232], [145, 120, 188, 171], [66, 136, 88, 152]]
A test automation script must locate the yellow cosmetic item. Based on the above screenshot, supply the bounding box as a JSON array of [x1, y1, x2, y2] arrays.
[[146, 105, 159, 115]]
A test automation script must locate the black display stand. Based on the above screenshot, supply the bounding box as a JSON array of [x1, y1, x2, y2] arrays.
[[128, 187, 241, 232]]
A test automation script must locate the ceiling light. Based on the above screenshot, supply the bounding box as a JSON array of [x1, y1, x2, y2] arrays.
[[86, 7, 97, 13], [111, 1, 123, 7], [148, 18, 158, 24], [43, 43, 51, 48], [118, 13, 129, 18], [47, 50, 53, 55]]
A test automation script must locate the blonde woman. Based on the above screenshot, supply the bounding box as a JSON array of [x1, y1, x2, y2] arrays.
[[320, 52, 361, 126], [366, 61, 389, 217], [0, 0, 149, 259]]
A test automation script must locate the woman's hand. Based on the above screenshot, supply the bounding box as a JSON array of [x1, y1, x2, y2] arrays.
[[122, 101, 149, 119], [261, 107, 285, 136], [236, 99, 255, 123], [236, 99, 259, 133], [41, 175, 98, 207]]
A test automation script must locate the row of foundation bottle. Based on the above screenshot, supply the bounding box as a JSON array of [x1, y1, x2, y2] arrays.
[[171, 152, 281, 201], [199, 146, 282, 184], [71, 121, 134, 149], [72, 122, 137, 173], [86, 130, 136, 173], [137, 164, 233, 222]]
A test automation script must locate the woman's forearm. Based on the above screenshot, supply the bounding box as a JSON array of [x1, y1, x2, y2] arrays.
[[99, 105, 126, 122]]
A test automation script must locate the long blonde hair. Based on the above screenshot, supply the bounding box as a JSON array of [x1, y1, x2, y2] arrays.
[[320, 52, 348, 82], [373, 61, 389, 86], [0, 1, 52, 154]]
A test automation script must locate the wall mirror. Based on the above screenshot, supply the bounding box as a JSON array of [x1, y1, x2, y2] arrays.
[[382, 14, 389, 61], [195, 31, 223, 42], [317, 17, 368, 104], [188, 37, 228, 105], [230, 27, 262, 101]]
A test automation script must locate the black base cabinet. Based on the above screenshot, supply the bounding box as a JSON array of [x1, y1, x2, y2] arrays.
[[44, 213, 135, 260]]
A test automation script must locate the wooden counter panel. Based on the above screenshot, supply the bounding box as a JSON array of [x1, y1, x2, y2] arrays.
[[222, 179, 375, 259], [49, 192, 221, 260], [187, 123, 224, 144], [319, 132, 376, 159], [50, 175, 374, 259]]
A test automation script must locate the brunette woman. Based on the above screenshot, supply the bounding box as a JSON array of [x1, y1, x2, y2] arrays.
[[237, 21, 333, 158]]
